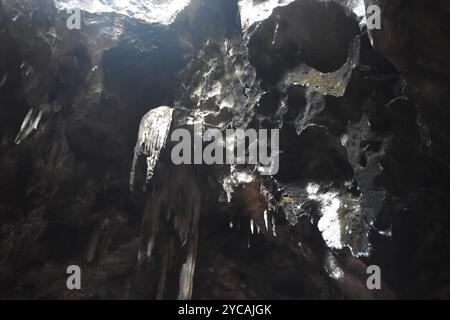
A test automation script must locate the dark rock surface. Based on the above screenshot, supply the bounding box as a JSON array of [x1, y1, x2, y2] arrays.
[[0, 0, 449, 299]]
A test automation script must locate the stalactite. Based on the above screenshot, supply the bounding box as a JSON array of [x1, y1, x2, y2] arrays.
[[15, 108, 43, 145], [139, 164, 201, 300], [130, 106, 174, 191]]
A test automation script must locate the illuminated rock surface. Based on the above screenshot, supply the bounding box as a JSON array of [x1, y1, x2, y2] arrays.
[[53, 0, 191, 25]]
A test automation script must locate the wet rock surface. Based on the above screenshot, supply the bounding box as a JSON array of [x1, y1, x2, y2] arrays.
[[0, 0, 449, 299]]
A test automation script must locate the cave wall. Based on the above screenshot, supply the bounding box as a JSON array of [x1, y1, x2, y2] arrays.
[[0, 0, 449, 299]]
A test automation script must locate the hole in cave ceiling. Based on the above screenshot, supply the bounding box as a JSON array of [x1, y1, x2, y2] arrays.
[[53, 0, 192, 25]]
